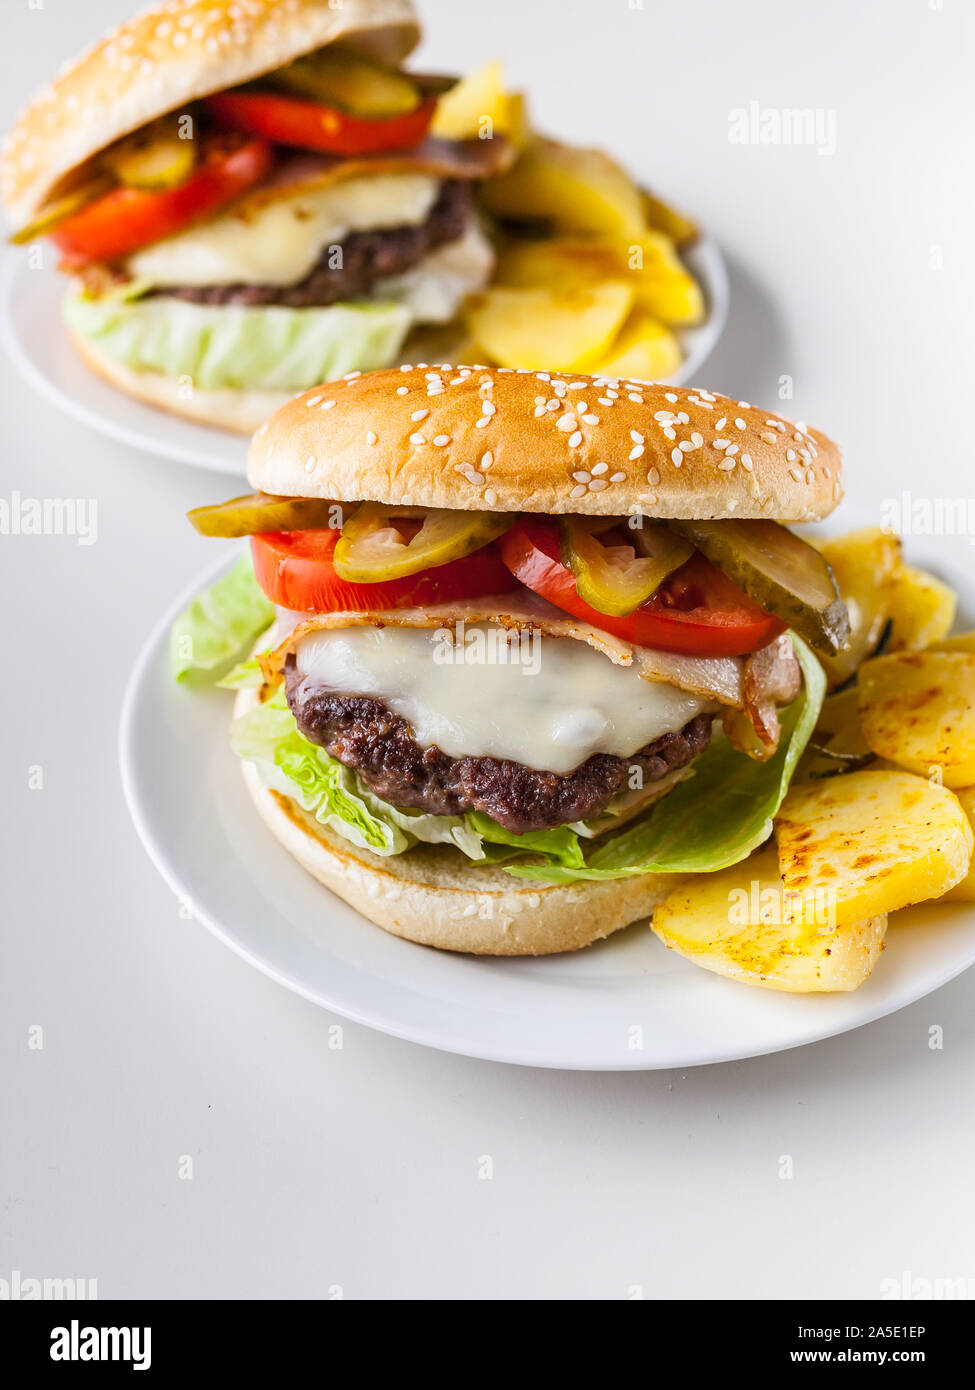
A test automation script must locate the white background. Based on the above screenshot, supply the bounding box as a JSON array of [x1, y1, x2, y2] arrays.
[[2, 0, 974, 1299]]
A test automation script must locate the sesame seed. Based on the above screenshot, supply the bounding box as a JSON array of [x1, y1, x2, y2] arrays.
[[761, 431, 777, 444], [581, 414, 600, 426], [482, 401, 496, 416], [304, 455, 316, 472], [481, 452, 494, 469], [568, 431, 583, 448], [546, 400, 561, 412], [475, 418, 490, 429], [534, 406, 546, 417], [397, 386, 409, 396], [610, 472, 627, 483], [628, 394, 644, 404], [631, 430, 645, 444], [569, 485, 587, 500], [556, 415, 578, 432], [717, 459, 736, 471], [572, 471, 591, 484], [484, 489, 498, 505], [320, 400, 335, 411], [691, 432, 703, 448], [671, 448, 683, 466], [664, 393, 678, 403], [411, 408, 429, 422], [433, 435, 451, 447], [588, 478, 609, 491], [716, 417, 727, 430], [410, 433, 426, 446], [306, 395, 323, 407], [741, 454, 753, 471], [786, 449, 796, 462], [647, 467, 661, 485], [735, 418, 747, 430], [366, 431, 377, 446], [712, 439, 731, 450], [591, 462, 608, 476], [597, 398, 615, 407], [629, 445, 645, 461], [789, 466, 804, 482]]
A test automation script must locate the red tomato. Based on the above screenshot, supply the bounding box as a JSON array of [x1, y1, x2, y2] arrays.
[[52, 135, 273, 264], [205, 90, 435, 157], [499, 517, 785, 656], [251, 529, 518, 614]]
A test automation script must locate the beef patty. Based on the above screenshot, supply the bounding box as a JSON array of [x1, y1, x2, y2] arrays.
[[285, 663, 713, 834], [160, 180, 472, 309]]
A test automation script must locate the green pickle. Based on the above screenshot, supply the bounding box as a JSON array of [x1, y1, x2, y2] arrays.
[[559, 516, 693, 616], [272, 51, 421, 118], [666, 518, 851, 656], [333, 504, 512, 582], [187, 493, 342, 538]]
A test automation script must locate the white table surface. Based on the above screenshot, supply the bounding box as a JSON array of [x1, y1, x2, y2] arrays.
[[2, 0, 974, 1300]]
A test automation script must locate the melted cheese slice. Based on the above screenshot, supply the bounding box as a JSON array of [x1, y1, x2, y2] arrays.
[[127, 173, 440, 288], [294, 624, 710, 776]]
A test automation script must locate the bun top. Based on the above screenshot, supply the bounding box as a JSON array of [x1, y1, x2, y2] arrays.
[[2, 0, 420, 231], [248, 366, 844, 521]]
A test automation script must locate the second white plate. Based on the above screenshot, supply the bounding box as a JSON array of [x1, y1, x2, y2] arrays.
[[1, 236, 728, 476]]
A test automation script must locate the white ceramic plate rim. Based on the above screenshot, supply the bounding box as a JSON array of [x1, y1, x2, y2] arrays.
[[119, 548, 975, 1070], [2, 236, 727, 476]]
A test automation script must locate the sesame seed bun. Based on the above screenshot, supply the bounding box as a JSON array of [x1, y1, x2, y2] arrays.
[[237, 720, 671, 956], [2, 0, 421, 233], [247, 366, 844, 521]]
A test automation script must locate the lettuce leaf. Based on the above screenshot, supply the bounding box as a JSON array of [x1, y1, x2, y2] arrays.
[[64, 290, 411, 392], [505, 634, 825, 882], [170, 552, 273, 682], [230, 691, 591, 866]]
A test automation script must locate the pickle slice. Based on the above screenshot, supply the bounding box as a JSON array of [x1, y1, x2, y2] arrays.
[[8, 176, 114, 245], [559, 516, 693, 616], [187, 493, 344, 537], [666, 518, 851, 655], [105, 118, 196, 190], [333, 504, 512, 582], [272, 51, 421, 118]]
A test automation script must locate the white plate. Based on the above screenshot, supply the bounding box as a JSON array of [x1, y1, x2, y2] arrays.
[[1, 237, 728, 476], [119, 549, 975, 1070]]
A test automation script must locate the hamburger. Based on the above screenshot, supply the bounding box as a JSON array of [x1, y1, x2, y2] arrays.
[[183, 364, 849, 954], [1, 0, 510, 433]]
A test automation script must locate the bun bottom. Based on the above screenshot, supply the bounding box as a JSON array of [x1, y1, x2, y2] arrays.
[[69, 329, 298, 435], [234, 690, 671, 955]]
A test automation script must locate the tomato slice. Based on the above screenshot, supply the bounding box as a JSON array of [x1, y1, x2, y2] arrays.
[[499, 517, 786, 656], [52, 135, 273, 265], [205, 90, 436, 157], [251, 528, 518, 614]]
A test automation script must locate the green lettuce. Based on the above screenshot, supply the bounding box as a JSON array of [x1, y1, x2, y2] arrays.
[[170, 552, 273, 682], [64, 290, 411, 392], [506, 633, 826, 882], [230, 690, 592, 866]]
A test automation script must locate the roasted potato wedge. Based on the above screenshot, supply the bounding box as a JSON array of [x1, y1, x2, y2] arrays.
[[430, 60, 528, 146], [651, 847, 887, 992], [885, 565, 956, 651], [614, 232, 704, 325], [776, 770, 973, 921], [589, 309, 681, 381], [817, 528, 902, 688], [932, 631, 975, 654], [641, 188, 698, 247], [463, 281, 634, 371], [857, 652, 975, 787], [479, 137, 647, 237], [495, 233, 702, 327], [941, 788, 975, 902]]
